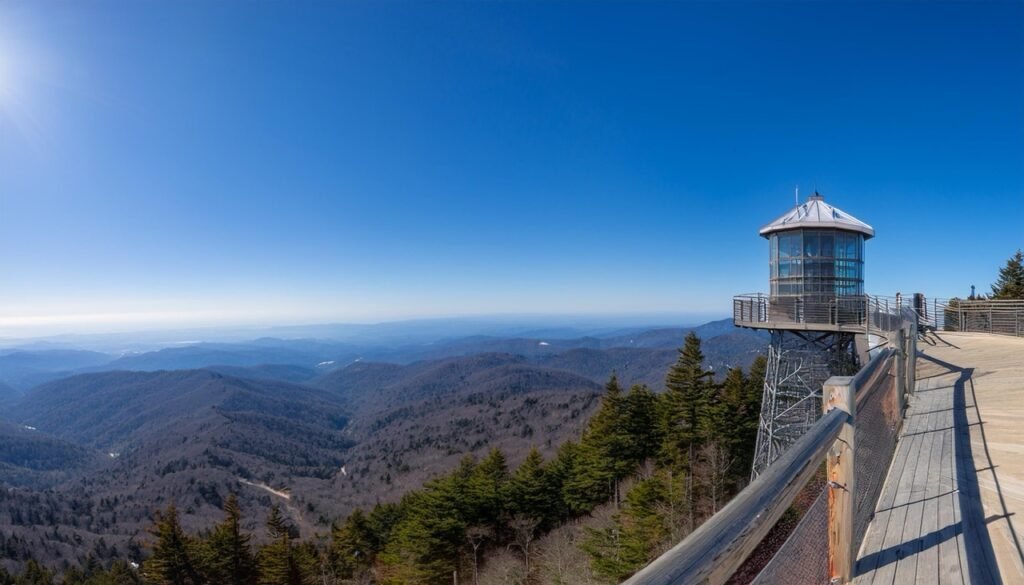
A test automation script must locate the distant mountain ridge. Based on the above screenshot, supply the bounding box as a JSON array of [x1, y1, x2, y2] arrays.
[[0, 317, 767, 570], [0, 318, 762, 393]]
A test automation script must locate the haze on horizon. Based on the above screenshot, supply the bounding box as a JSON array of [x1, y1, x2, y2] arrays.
[[0, 1, 1021, 338]]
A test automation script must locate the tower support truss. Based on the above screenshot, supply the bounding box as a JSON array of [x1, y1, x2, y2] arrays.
[[751, 329, 859, 478]]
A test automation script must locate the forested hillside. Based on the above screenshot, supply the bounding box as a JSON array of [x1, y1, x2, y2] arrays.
[[0, 332, 767, 584]]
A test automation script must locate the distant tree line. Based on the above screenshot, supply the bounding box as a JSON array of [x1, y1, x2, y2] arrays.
[[2, 333, 767, 584]]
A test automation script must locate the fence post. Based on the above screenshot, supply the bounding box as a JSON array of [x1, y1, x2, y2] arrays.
[[907, 322, 917, 395], [865, 295, 871, 335], [894, 328, 906, 415], [824, 376, 856, 584]]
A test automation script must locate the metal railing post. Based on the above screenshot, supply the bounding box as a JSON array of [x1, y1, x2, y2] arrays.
[[824, 376, 856, 584], [865, 295, 870, 335], [893, 327, 906, 415], [907, 321, 917, 395]]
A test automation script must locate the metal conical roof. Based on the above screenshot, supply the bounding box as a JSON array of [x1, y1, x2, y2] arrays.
[[759, 193, 874, 239]]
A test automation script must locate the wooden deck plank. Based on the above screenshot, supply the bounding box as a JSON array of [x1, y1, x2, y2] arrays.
[[856, 371, 974, 585], [936, 428, 963, 585], [894, 397, 940, 583], [913, 406, 943, 585], [954, 380, 999, 585], [869, 429, 925, 585]]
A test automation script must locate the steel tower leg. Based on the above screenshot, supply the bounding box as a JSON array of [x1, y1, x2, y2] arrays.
[[751, 330, 858, 478]]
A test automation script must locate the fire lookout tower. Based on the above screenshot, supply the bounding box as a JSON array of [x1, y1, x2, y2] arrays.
[[734, 193, 874, 477]]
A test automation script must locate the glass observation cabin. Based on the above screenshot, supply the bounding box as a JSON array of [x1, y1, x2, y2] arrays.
[[759, 193, 874, 327]]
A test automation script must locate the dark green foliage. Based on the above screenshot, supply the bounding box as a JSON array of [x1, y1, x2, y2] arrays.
[[142, 503, 203, 585], [257, 505, 315, 585], [466, 448, 510, 531], [378, 460, 477, 584], [62, 561, 141, 585], [504, 448, 558, 528], [562, 374, 660, 512], [659, 332, 716, 467], [201, 495, 256, 585], [581, 473, 680, 582], [582, 335, 765, 579], [329, 508, 380, 580], [622, 384, 663, 464], [991, 249, 1024, 299], [13, 561, 53, 585], [715, 359, 764, 489]]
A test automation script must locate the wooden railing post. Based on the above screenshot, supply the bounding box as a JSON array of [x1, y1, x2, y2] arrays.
[[824, 376, 855, 584]]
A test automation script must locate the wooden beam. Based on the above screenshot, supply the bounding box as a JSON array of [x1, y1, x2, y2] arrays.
[[824, 376, 856, 584]]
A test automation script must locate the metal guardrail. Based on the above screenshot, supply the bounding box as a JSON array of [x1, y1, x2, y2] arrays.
[[929, 298, 1024, 337], [627, 316, 918, 585], [733, 293, 914, 336], [733, 293, 867, 330]]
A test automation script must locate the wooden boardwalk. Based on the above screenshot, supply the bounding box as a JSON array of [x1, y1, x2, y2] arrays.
[[854, 343, 1002, 584]]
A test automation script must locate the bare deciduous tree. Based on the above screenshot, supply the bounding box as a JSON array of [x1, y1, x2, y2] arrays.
[[507, 514, 542, 579], [535, 521, 599, 585], [478, 547, 527, 585], [696, 441, 734, 515], [466, 525, 494, 585]]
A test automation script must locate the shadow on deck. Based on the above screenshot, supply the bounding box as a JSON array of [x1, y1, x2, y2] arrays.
[[853, 348, 1011, 584]]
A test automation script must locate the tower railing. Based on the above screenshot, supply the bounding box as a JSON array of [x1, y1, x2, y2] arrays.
[[734, 292, 933, 338], [926, 298, 1024, 337], [627, 307, 919, 585]]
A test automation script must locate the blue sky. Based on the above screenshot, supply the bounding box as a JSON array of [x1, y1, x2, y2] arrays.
[[0, 1, 1021, 335]]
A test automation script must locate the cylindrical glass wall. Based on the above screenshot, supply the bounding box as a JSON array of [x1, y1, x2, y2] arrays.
[[768, 229, 865, 299]]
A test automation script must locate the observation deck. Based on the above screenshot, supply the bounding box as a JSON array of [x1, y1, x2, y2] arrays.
[[733, 293, 909, 335]]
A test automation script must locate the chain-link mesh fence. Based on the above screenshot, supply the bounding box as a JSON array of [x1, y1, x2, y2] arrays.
[[750, 357, 902, 585]]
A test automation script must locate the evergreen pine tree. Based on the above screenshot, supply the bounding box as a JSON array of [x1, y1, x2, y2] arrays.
[[378, 489, 465, 585], [991, 249, 1024, 299], [202, 494, 256, 585], [13, 561, 52, 585], [330, 509, 377, 580], [257, 505, 310, 585], [718, 367, 747, 482], [94, 561, 143, 585], [737, 356, 767, 481], [465, 448, 509, 531], [581, 474, 670, 582], [546, 439, 582, 518], [659, 332, 715, 468], [562, 374, 634, 510], [622, 384, 662, 464], [143, 503, 202, 585], [504, 448, 558, 528]]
